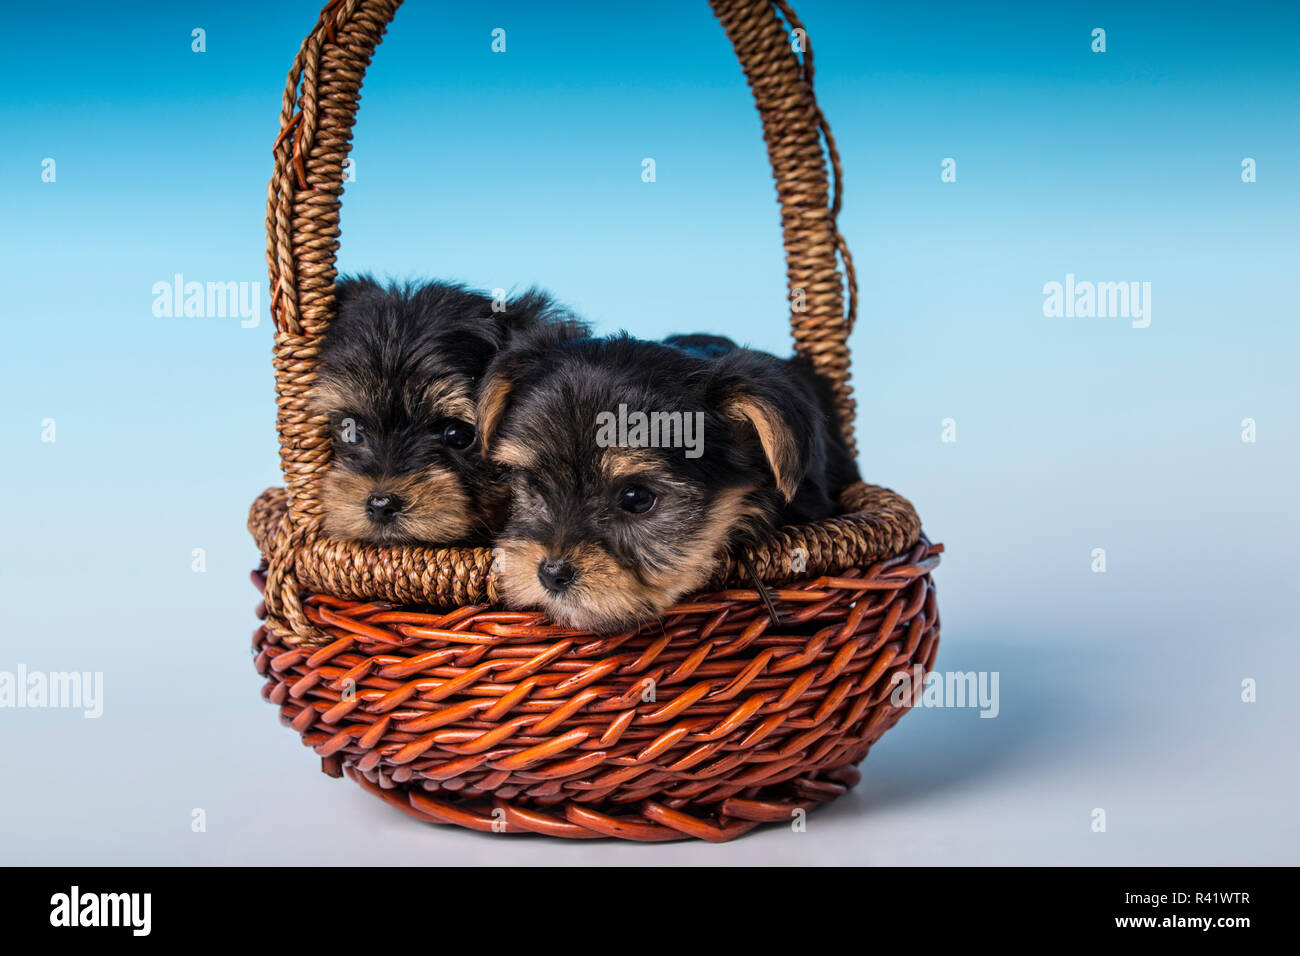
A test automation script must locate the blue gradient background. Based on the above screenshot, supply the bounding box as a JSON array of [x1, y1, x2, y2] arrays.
[[1, 0, 1296, 865]]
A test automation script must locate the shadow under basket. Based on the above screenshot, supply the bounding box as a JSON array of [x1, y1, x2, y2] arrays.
[[251, 0, 942, 842]]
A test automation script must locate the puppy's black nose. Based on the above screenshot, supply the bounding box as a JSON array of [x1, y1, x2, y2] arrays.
[[538, 557, 577, 593], [365, 493, 404, 524]]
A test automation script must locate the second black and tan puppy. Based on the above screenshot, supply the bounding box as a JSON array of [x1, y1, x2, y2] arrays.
[[479, 329, 859, 631], [310, 276, 581, 545]]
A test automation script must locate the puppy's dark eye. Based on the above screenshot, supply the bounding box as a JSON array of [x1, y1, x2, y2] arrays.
[[335, 419, 364, 449], [617, 485, 656, 515], [435, 418, 476, 451]]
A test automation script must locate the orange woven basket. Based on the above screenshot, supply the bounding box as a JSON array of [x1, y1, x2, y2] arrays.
[[249, 0, 942, 842]]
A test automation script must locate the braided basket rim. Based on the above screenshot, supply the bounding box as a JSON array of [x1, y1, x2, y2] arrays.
[[250, 482, 923, 608]]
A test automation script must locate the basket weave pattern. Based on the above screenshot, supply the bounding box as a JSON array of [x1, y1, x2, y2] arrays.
[[252, 539, 940, 841], [251, 0, 942, 841]]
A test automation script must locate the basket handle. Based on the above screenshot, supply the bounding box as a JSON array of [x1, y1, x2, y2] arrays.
[[265, 0, 857, 531], [708, 0, 858, 451]]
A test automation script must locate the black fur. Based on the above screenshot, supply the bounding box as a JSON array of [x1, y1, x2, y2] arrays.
[[482, 327, 859, 630], [312, 275, 582, 544], [490, 329, 857, 527]]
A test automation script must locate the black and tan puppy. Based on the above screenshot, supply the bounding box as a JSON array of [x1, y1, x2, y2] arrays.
[[310, 276, 582, 545], [479, 329, 859, 631]]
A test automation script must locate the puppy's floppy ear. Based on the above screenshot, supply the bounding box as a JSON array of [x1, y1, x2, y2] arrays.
[[476, 364, 514, 454], [710, 351, 820, 503], [477, 319, 588, 453], [721, 391, 803, 502]]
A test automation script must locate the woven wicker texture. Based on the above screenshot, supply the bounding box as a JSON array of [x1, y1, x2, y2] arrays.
[[252, 539, 941, 841], [251, 0, 942, 841]]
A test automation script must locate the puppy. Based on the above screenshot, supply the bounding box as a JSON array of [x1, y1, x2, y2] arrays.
[[309, 276, 582, 545], [479, 329, 860, 631]]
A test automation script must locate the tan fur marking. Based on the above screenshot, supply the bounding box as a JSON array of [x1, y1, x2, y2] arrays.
[[492, 437, 537, 471], [598, 447, 663, 483], [420, 376, 476, 423], [723, 394, 799, 501], [492, 485, 765, 633], [476, 371, 513, 453], [635, 485, 765, 601], [320, 463, 476, 545], [307, 377, 355, 416], [495, 535, 657, 634]]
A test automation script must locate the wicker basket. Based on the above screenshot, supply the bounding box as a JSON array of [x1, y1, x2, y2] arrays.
[[249, 0, 942, 842]]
